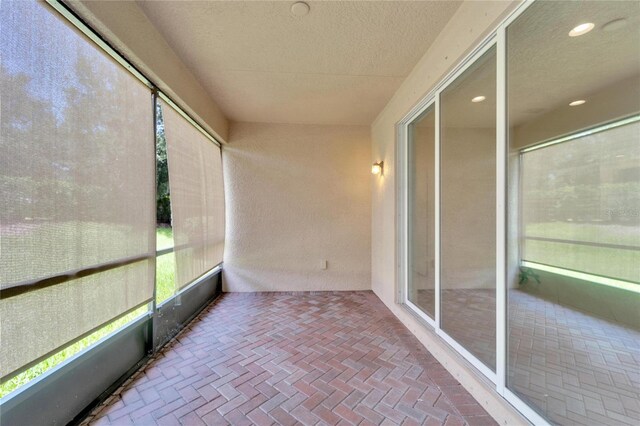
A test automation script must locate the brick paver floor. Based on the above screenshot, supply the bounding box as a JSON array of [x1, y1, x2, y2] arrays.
[[508, 290, 640, 426], [85, 291, 496, 425], [416, 288, 640, 425]]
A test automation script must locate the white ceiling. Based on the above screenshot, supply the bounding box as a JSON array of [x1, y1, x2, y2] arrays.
[[136, 0, 462, 125], [507, 0, 640, 126], [415, 0, 640, 130]]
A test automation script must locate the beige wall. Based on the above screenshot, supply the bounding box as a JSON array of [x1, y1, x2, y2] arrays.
[[223, 122, 371, 292], [441, 128, 496, 290], [370, 1, 527, 424], [513, 74, 640, 149], [409, 122, 436, 294], [67, 0, 229, 143]]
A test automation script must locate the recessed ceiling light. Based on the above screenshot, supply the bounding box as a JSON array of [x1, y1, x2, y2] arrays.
[[569, 23, 595, 37], [569, 100, 586, 106], [290, 1, 310, 16], [602, 18, 627, 32], [616, 154, 625, 158], [471, 96, 486, 103]]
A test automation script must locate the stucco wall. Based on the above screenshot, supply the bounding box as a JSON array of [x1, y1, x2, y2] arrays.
[[370, 1, 528, 424], [223, 122, 371, 292]]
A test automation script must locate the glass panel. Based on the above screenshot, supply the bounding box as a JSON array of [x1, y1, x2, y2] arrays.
[[507, 1, 640, 424], [440, 46, 497, 371], [0, 1, 154, 380], [407, 105, 436, 319]]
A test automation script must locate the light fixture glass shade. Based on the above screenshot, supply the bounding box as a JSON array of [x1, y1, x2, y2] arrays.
[[371, 162, 383, 175], [569, 22, 595, 37]]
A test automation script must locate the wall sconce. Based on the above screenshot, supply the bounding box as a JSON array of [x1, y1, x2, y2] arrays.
[[371, 161, 384, 175]]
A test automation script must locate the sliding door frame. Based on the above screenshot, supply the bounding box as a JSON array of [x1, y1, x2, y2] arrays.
[[396, 0, 550, 424]]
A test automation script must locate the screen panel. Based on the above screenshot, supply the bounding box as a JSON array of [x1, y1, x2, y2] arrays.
[[160, 100, 224, 290], [520, 121, 640, 283], [506, 1, 640, 424], [0, 1, 154, 379]]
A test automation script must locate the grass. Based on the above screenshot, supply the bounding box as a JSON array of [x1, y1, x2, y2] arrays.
[[156, 251, 176, 303], [0, 307, 148, 398], [526, 221, 640, 246], [156, 225, 177, 303], [0, 227, 177, 399], [156, 226, 175, 250]]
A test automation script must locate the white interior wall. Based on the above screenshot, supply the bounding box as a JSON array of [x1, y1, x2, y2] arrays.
[[370, 1, 527, 424], [441, 128, 496, 290], [222, 122, 371, 292]]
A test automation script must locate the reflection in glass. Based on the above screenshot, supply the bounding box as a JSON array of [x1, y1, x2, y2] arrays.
[[507, 2, 640, 424], [408, 105, 436, 318], [440, 47, 497, 371]]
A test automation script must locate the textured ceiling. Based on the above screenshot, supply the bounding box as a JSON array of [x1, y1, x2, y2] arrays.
[[508, 0, 640, 126], [416, 0, 639, 130], [136, 0, 462, 125]]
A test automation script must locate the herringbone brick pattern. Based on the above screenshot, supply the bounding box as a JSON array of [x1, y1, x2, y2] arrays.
[[417, 287, 640, 425], [508, 290, 640, 426], [416, 290, 496, 371], [85, 291, 495, 425]]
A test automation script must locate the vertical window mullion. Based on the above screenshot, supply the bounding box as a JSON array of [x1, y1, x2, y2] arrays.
[[496, 25, 507, 395], [434, 91, 442, 331]]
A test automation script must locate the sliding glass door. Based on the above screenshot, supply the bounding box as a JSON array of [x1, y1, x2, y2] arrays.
[[506, 2, 640, 424], [440, 46, 497, 373], [407, 105, 436, 320], [401, 1, 639, 424]]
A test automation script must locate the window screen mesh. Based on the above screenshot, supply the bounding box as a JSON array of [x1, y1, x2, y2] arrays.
[[521, 120, 640, 283], [0, 1, 154, 379], [160, 100, 224, 290]]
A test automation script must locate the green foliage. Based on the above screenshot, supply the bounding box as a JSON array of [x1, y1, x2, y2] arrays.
[[156, 104, 172, 225], [519, 267, 541, 286]]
